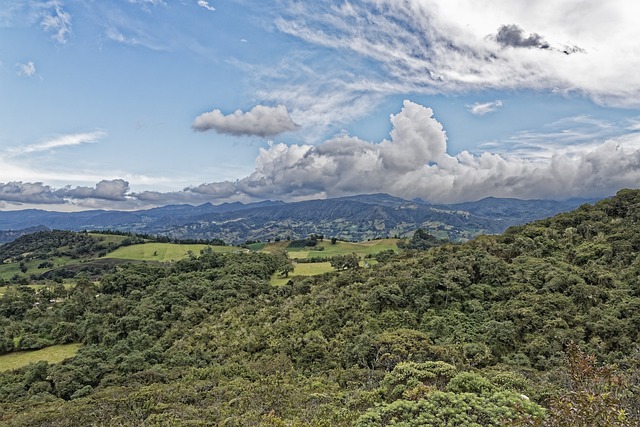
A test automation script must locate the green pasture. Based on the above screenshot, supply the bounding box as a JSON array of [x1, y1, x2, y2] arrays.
[[268, 238, 399, 259], [0, 256, 79, 281], [270, 261, 334, 285], [0, 343, 82, 372], [103, 242, 244, 262]]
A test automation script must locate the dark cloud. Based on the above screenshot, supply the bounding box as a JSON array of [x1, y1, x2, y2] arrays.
[[495, 24, 549, 49], [192, 105, 299, 138], [0, 182, 64, 204]]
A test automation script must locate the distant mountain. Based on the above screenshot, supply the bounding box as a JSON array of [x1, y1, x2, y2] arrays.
[[0, 194, 599, 244]]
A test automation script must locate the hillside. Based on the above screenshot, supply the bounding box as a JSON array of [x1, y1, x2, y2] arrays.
[[0, 189, 639, 425], [0, 194, 595, 244]]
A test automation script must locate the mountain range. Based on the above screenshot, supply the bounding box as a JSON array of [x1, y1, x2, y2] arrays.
[[0, 194, 599, 244]]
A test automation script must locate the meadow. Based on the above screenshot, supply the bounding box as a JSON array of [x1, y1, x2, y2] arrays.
[[103, 242, 244, 262], [0, 344, 82, 372], [270, 261, 335, 285], [265, 238, 399, 259]]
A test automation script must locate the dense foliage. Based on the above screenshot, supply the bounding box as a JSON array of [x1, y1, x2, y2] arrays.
[[1, 189, 640, 425], [0, 230, 126, 263]]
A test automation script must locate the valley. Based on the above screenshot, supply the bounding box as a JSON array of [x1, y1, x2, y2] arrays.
[[0, 190, 638, 426]]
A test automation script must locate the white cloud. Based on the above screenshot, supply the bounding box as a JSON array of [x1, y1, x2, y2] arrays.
[[128, 0, 165, 6], [468, 100, 503, 116], [9, 131, 107, 156], [0, 132, 112, 194], [105, 27, 126, 43], [40, 0, 71, 44], [192, 104, 299, 138], [4, 102, 640, 209], [197, 0, 215, 11], [104, 26, 167, 51], [262, 0, 640, 136], [220, 100, 640, 203], [481, 115, 633, 160], [16, 61, 36, 77], [119, 101, 640, 206]]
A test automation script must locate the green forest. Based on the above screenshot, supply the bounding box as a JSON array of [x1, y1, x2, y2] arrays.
[[1, 189, 640, 425]]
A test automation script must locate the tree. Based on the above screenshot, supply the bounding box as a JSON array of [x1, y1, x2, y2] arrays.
[[397, 228, 445, 250], [280, 263, 294, 278], [527, 342, 639, 427], [330, 254, 359, 270]]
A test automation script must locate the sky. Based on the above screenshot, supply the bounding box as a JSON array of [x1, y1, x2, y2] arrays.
[[2, 0, 640, 211]]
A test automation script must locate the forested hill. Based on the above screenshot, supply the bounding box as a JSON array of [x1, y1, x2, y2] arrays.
[[0, 226, 49, 244], [1, 190, 639, 425]]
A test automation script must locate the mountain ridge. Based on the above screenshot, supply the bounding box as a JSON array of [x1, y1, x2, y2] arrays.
[[0, 193, 600, 244]]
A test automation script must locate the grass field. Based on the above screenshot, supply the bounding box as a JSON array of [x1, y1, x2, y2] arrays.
[[270, 261, 335, 285], [0, 343, 82, 372], [265, 238, 399, 260], [103, 242, 245, 262], [0, 255, 81, 282]]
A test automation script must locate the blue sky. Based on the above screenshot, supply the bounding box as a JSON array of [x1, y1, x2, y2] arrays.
[[2, 0, 640, 210]]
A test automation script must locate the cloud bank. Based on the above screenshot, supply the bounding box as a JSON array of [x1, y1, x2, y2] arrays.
[[192, 105, 299, 138], [4, 101, 640, 209], [0, 179, 129, 205]]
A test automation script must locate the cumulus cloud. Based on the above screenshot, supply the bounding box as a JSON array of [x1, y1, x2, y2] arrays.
[[124, 101, 640, 206], [16, 61, 36, 77], [40, 0, 71, 44], [5, 102, 640, 208], [197, 0, 215, 11], [468, 100, 503, 116], [192, 105, 299, 138], [219, 100, 640, 203]]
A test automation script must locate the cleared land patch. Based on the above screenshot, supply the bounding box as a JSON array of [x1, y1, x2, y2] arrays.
[[103, 243, 243, 262], [270, 261, 334, 285], [0, 343, 82, 372], [266, 238, 399, 259]]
